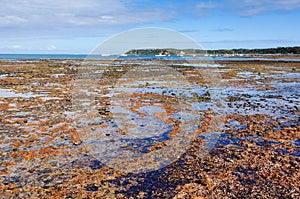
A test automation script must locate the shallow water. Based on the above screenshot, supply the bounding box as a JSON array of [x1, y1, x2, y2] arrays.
[[0, 59, 299, 198], [0, 88, 42, 98]]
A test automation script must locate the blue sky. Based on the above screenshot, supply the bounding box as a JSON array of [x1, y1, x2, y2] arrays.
[[0, 0, 300, 53]]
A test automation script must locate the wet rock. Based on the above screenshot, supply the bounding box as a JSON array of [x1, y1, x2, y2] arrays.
[[86, 184, 99, 192]]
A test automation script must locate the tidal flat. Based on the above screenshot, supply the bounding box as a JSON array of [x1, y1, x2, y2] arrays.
[[0, 59, 299, 198]]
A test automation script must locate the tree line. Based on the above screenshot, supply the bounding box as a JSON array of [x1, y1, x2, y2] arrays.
[[126, 46, 300, 55]]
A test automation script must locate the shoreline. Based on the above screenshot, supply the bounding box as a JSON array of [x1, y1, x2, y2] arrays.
[[1, 54, 300, 62]]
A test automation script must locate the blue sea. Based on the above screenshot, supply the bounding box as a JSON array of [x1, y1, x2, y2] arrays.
[[0, 54, 88, 61], [1, 54, 300, 62], [0, 54, 186, 61]]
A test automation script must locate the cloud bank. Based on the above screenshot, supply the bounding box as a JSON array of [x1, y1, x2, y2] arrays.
[[0, 0, 299, 52], [0, 0, 172, 38], [1, 0, 300, 33]]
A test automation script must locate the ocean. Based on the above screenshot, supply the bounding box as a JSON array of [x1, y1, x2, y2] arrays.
[[1, 54, 300, 62], [0, 54, 88, 61]]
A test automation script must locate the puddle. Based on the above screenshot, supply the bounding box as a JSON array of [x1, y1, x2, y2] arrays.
[[0, 88, 42, 98], [170, 63, 224, 68], [0, 74, 8, 79], [52, 74, 66, 78], [139, 106, 165, 115], [236, 71, 255, 77]]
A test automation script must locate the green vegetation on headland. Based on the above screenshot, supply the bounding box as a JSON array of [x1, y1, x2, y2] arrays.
[[125, 46, 300, 56]]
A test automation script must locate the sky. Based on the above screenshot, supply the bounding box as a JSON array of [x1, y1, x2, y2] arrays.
[[0, 0, 300, 54]]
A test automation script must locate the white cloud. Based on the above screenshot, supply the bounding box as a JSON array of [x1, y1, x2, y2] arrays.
[[1, 0, 300, 29], [184, 1, 221, 17], [224, 0, 300, 16], [0, 16, 28, 26], [196, 2, 220, 9], [101, 15, 114, 20], [211, 28, 234, 32], [201, 39, 300, 44], [0, 0, 177, 40], [0, 0, 170, 28], [0, 44, 61, 52], [47, 45, 57, 50], [7, 45, 22, 49], [275, 0, 300, 9], [0, 0, 300, 40]]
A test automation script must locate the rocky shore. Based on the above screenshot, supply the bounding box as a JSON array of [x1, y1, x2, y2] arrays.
[[0, 59, 299, 198]]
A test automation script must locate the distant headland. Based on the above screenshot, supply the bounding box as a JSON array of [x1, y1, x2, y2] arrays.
[[126, 46, 300, 57]]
